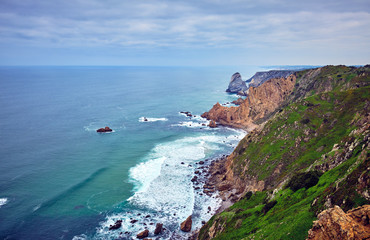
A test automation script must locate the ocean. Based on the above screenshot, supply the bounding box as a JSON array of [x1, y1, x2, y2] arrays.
[[0, 66, 261, 239]]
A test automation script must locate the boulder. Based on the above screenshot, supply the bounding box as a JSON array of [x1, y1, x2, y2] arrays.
[[231, 98, 244, 106], [154, 223, 163, 235], [208, 120, 217, 128], [97, 126, 113, 133], [226, 72, 247, 94], [109, 220, 122, 230], [136, 229, 149, 239], [180, 215, 192, 232]]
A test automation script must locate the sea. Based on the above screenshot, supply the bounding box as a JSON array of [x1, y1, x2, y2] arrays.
[[0, 66, 263, 239]]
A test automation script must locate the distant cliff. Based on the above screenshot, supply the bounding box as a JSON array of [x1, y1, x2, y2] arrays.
[[225, 72, 247, 95], [246, 70, 297, 88], [198, 65, 370, 240]]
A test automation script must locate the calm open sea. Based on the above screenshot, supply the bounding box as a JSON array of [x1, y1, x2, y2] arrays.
[[0, 66, 261, 239]]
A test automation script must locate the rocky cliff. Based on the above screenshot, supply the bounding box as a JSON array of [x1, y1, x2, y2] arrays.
[[198, 65, 370, 240], [246, 69, 297, 88], [307, 205, 370, 240], [225, 72, 248, 95], [202, 74, 296, 131]]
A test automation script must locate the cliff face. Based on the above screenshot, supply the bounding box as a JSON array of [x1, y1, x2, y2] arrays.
[[198, 65, 370, 240], [202, 74, 296, 131], [307, 205, 370, 240]]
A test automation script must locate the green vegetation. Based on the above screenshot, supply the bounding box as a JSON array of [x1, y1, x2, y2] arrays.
[[198, 65, 370, 240]]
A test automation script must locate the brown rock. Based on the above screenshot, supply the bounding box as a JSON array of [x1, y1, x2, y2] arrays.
[[154, 223, 163, 235], [97, 126, 113, 132], [231, 98, 244, 106], [136, 229, 149, 239], [180, 215, 192, 232], [208, 120, 217, 128], [306, 205, 370, 240]]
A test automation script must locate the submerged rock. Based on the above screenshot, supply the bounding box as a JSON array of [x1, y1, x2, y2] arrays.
[[180, 215, 192, 232], [97, 126, 113, 133], [226, 72, 247, 95]]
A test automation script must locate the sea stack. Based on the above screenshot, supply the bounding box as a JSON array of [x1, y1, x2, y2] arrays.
[[226, 72, 247, 95]]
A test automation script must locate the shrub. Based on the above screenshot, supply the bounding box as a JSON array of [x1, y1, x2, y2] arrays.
[[262, 200, 277, 214], [286, 171, 322, 192]]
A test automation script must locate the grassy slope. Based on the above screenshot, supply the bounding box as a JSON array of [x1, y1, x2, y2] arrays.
[[198, 66, 370, 240]]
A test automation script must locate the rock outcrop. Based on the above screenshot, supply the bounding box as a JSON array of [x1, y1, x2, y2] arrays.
[[246, 70, 296, 88], [208, 120, 217, 128], [307, 205, 370, 240], [180, 215, 192, 232], [109, 220, 122, 230], [226, 72, 247, 95], [154, 223, 163, 235], [97, 126, 113, 133], [202, 74, 296, 130], [136, 229, 149, 239]]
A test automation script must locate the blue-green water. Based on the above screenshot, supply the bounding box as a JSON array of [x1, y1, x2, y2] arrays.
[[0, 66, 261, 239]]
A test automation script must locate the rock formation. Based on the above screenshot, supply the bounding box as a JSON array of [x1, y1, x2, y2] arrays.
[[109, 220, 122, 230], [202, 74, 296, 131], [180, 215, 192, 232], [208, 120, 217, 128], [136, 229, 149, 239], [307, 205, 370, 240], [226, 72, 247, 95], [246, 70, 296, 88], [97, 126, 113, 133], [154, 223, 163, 235]]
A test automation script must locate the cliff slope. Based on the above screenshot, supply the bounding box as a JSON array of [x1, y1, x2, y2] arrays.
[[198, 65, 370, 240]]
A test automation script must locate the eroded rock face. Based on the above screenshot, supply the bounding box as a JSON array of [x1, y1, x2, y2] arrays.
[[306, 205, 370, 240], [202, 74, 296, 130], [180, 215, 192, 232], [226, 72, 247, 95]]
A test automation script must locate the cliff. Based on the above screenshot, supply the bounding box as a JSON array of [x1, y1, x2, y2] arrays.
[[198, 65, 370, 240], [202, 74, 296, 131]]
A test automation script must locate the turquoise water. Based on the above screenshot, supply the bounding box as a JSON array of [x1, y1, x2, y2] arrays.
[[0, 66, 261, 239]]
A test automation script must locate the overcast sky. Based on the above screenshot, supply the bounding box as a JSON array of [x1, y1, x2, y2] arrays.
[[0, 0, 369, 66]]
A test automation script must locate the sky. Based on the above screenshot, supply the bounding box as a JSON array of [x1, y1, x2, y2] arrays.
[[0, 0, 369, 66]]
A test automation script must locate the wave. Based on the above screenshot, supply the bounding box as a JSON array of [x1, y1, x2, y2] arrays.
[[95, 131, 246, 239], [0, 198, 8, 208], [139, 117, 168, 122], [33, 168, 108, 212]]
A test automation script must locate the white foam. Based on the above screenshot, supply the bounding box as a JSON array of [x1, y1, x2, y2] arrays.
[[173, 121, 208, 128], [0, 198, 8, 208], [95, 131, 247, 239], [139, 117, 168, 122]]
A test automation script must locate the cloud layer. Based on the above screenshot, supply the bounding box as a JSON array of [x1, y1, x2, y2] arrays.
[[0, 0, 369, 65]]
